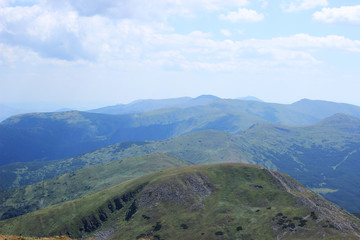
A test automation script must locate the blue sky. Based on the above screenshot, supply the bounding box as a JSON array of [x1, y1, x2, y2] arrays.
[[1, 0, 360, 109]]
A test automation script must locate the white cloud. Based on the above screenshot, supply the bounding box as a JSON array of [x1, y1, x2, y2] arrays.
[[0, 43, 19, 63], [221, 29, 232, 37], [240, 34, 360, 53], [257, 48, 320, 65], [219, 8, 264, 22], [2, 8, 360, 71], [182, 0, 249, 11], [0, 0, 253, 61], [0, 0, 8, 7], [283, 0, 328, 12], [114, 33, 360, 70], [258, 0, 268, 8], [44, 0, 249, 20], [2, 1, 360, 72], [0, 5, 93, 60], [313, 5, 360, 24]]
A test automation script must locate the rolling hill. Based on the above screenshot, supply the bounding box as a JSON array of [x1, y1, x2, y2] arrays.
[[0, 164, 359, 239]]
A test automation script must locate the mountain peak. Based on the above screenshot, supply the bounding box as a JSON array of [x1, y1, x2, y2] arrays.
[[292, 98, 322, 105], [295, 98, 311, 102], [314, 114, 360, 134], [237, 96, 264, 102], [193, 94, 220, 100]]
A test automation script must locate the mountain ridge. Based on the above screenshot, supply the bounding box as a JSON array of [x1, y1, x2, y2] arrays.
[[2, 98, 360, 166], [88, 95, 220, 115], [0, 163, 359, 239]]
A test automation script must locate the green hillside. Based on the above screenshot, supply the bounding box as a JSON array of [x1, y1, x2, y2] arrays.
[[1, 164, 359, 239], [0, 111, 179, 166], [0, 141, 153, 190], [0, 236, 72, 240], [0, 130, 243, 190], [0, 153, 190, 220]]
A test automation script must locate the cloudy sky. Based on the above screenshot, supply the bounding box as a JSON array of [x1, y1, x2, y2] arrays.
[[1, 0, 360, 109]]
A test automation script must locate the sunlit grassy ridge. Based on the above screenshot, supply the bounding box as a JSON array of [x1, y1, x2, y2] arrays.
[[1, 164, 359, 240]]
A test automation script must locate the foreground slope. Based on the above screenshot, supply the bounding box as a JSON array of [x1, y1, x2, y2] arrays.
[[0, 236, 71, 240], [0, 164, 359, 240]]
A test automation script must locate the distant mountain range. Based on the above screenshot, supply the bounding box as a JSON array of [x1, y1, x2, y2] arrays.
[[0, 103, 75, 122], [89, 94, 221, 115], [1, 97, 360, 166], [1, 164, 359, 239]]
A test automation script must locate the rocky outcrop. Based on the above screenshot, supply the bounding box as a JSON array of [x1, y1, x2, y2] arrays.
[[267, 169, 360, 237], [266, 170, 310, 194], [138, 173, 213, 209]]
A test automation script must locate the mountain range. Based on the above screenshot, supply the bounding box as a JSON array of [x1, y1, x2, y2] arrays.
[[88, 95, 221, 115], [1, 113, 359, 220], [1, 97, 360, 166], [1, 96, 360, 239]]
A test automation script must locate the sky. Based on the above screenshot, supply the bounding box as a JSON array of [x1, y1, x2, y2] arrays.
[[1, 0, 360, 110]]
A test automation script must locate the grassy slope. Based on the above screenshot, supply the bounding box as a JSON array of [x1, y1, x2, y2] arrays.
[[0, 131, 236, 190], [0, 153, 190, 220], [0, 236, 72, 240], [235, 114, 360, 212], [0, 141, 151, 190], [0, 164, 359, 240]]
